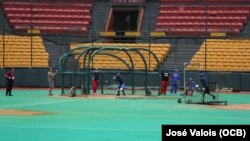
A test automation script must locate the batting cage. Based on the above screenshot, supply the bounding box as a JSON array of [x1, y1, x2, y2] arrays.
[[58, 46, 162, 96]]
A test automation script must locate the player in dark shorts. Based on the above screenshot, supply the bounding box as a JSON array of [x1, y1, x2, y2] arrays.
[[200, 72, 215, 102], [4, 68, 15, 96]]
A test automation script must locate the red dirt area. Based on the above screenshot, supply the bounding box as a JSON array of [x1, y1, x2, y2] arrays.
[[54, 94, 164, 99], [54, 94, 117, 99], [210, 104, 250, 110], [0, 110, 47, 115]]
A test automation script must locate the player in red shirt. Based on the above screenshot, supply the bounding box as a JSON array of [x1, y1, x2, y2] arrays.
[[4, 68, 15, 96], [160, 70, 169, 95], [92, 68, 100, 94]]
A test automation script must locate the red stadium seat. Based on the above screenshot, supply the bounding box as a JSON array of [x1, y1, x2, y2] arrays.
[[4, 1, 93, 34], [156, 3, 250, 36]]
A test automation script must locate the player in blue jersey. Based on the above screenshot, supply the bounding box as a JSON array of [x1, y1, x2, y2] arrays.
[[170, 69, 180, 94], [200, 72, 215, 102], [113, 73, 125, 96]]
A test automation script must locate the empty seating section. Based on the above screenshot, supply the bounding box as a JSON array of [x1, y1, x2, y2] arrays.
[[161, 0, 250, 4], [70, 43, 171, 70], [161, 0, 197, 4], [3, 0, 93, 34], [0, 35, 49, 68], [203, 0, 250, 4], [157, 0, 250, 36], [187, 39, 250, 72]]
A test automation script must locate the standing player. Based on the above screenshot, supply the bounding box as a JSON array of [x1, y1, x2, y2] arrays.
[[4, 68, 15, 96], [92, 68, 100, 94], [170, 69, 180, 95], [200, 72, 215, 102], [160, 70, 169, 95], [48, 67, 58, 96], [113, 73, 125, 96]]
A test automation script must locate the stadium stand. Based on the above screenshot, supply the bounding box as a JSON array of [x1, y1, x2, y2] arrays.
[[0, 35, 48, 68], [156, 0, 250, 36], [70, 43, 171, 70], [187, 39, 250, 72], [3, 0, 93, 34], [203, 0, 250, 4], [161, 0, 250, 4]]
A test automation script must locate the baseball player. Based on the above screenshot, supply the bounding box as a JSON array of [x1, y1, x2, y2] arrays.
[[113, 73, 125, 96]]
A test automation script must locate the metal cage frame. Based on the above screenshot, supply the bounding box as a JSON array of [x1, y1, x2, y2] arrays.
[[59, 46, 162, 95]]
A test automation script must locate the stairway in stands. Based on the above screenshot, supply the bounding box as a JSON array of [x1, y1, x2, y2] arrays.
[[88, 0, 111, 41], [43, 39, 71, 68], [161, 39, 203, 70], [139, 0, 160, 41], [240, 18, 250, 37], [0, 3, 13, 34]]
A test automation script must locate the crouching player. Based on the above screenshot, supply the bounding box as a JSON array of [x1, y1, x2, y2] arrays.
[[184, 78, 196, 96]]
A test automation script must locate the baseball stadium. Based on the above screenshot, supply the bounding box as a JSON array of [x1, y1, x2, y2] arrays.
[[0, 0, 250, 141]]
